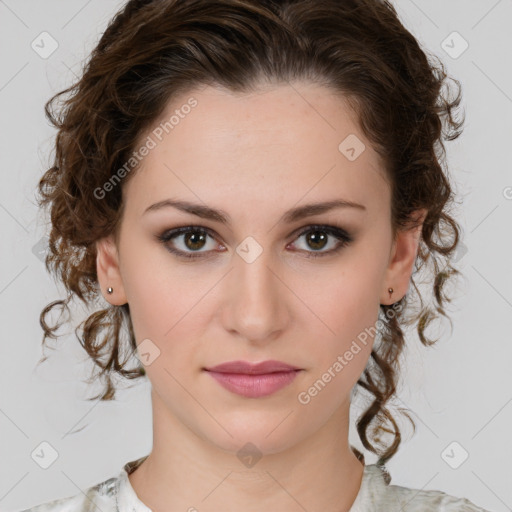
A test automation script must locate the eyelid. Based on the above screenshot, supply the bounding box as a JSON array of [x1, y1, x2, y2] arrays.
[[156, 223, 353, 259], [286, 224, 353, 254]]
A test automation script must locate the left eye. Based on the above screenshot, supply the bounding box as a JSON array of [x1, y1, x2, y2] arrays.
[[290, 226, 348, 256], [156, 224, 353, 260], [291, 225, 352, 256]]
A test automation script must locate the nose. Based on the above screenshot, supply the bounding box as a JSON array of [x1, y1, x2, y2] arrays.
[[220, 244, 290, 344]]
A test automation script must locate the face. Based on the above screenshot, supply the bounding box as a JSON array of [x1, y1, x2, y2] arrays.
[[96, 82, 422, 455]]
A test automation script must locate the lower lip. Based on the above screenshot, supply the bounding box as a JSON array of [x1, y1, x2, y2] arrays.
[[206, 370, 300, 398]]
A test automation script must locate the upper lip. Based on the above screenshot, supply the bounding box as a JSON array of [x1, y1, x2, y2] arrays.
[[204, 360, 301, 374]]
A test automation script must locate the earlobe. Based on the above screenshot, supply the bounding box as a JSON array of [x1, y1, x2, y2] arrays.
[[96, 235, 128, 305]]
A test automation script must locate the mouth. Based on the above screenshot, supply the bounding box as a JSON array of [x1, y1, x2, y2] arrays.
[[204, 369, 302, 398], [202, 360, 303, 398], [203, 359, 302, 375]]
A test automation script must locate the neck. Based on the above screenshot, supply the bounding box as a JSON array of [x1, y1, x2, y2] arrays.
[[129, 389, 365, 512]]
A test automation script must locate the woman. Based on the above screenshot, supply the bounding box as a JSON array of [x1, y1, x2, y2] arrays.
[[22, 0, 492, 510]]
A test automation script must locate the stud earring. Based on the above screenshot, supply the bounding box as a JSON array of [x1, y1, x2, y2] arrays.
[[388, 287, 393, 298], [107, 287, 113, 294]]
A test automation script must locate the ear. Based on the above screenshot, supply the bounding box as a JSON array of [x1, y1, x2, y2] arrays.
[[96, 234, 128, 305], [381, 208, 427, 305]]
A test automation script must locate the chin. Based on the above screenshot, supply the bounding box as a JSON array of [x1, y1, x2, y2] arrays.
[[200, 415, 306, 458]]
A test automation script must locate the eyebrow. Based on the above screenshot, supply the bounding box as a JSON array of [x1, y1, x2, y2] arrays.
[[143, 198, 366, 224]]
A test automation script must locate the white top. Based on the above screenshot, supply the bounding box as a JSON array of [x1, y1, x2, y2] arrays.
[[20, 455, 492, 511]]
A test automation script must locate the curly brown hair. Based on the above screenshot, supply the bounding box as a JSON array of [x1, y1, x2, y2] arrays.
[[36, 0, 465, 469]]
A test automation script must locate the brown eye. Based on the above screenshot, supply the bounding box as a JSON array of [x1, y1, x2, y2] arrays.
[[304, 230, 329, 251], [183, 231, 208, 251], [157, 224, 353, 261], [157, 226, 219, 259], [290, 225, 353, 258]]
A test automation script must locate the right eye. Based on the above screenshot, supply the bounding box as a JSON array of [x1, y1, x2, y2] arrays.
[[156, 226, 223, 259]]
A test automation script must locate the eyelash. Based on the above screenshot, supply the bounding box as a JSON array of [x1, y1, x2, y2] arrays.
[[156, 224, 354, 260]]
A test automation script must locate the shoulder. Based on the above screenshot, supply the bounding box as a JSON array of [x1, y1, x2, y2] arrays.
[[358, 464, 493, 512], [17, 474, 118, 512], [382, 483, 491, 511]]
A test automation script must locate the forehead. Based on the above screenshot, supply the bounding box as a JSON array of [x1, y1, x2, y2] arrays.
[[124, 82, 390, 218]]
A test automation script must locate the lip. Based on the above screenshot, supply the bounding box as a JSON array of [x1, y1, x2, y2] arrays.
[[204, 360, 301, 374], [203, 360, 302, 398], [206, 370, 301, 398]]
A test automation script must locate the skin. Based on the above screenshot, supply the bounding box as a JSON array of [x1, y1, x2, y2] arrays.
[[96, 81, 426, 512]]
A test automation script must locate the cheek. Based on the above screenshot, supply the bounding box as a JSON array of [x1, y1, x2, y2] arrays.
[[118, 238, 195, 345], [304, 258, 382, 377], [119, 248, 219, 386], [312, 258, 381, 335]]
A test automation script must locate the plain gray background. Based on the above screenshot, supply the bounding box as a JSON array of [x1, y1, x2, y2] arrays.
[[1, 1, 511, 511]]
